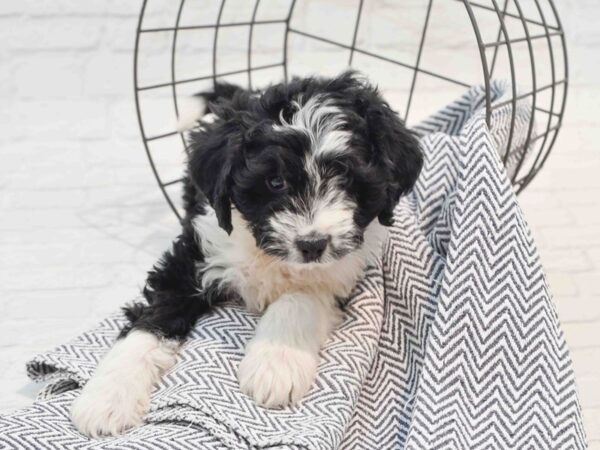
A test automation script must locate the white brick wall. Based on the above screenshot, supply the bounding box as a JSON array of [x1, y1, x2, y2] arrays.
[[0, 0, 598, 445]]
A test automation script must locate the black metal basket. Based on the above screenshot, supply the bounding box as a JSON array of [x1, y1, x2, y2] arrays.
[[134, 0, 568, 222]]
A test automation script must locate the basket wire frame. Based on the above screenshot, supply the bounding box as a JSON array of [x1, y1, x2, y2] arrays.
[[134, 0, 568, 222]]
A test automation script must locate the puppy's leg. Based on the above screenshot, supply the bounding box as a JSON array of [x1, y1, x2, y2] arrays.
[[70, 329, 178, 438], [71, 226, 215, 437], [238, 292, 340, 408]]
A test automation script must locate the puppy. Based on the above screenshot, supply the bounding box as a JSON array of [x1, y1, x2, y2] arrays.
[[71, 71, 423, 437]]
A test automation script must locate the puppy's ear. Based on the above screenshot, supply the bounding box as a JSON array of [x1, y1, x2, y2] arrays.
[[365, 99, 423, 226], [188, 116, 245, 234]]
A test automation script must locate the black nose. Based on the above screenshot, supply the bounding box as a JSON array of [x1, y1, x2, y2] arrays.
[[295, 234, 329, 262]]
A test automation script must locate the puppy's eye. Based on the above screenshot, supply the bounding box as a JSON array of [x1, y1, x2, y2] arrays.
[[266, 176, 287, 193]]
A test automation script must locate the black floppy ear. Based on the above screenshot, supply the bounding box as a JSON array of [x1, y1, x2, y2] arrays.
[[365, 100, 423, 226], [188, 117, 244, 234]]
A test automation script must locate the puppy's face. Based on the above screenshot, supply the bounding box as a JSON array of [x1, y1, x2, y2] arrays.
[[232, 96, 387, 264], [190, 73, 423, 265]]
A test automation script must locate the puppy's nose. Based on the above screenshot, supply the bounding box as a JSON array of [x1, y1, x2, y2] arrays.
[[296, 234, 330, 262]]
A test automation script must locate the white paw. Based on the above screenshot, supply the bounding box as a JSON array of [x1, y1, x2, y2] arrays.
[[71, 331, 178, 437], [71, 372, 148, 438], [238, 340, 318, 408]]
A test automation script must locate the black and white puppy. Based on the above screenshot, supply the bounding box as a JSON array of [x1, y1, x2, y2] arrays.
[[71, 71, 423, 437]]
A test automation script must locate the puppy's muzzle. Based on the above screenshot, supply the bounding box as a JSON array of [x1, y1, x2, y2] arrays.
[[295, 233, 330, 262]]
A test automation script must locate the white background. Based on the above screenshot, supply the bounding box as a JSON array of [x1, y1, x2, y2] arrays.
[[0, 0, 598, 445]]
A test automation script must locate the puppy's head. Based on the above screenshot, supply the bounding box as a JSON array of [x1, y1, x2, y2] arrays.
[[189, 72, 422, 265]]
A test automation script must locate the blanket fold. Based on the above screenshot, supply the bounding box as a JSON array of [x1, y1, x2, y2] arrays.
[[0, 80, 586, 449]]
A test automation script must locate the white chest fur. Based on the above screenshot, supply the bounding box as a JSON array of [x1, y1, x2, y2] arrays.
[[193, 209, 385, 312]]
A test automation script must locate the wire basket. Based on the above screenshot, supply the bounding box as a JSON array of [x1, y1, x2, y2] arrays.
[[133, 0, 568, 222]]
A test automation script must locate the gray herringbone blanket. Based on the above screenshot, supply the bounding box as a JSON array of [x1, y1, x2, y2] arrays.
[[0, 82, 587, 449]]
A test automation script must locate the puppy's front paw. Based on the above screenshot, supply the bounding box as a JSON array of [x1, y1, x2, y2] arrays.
[[71, 374, 148, 438], [238, 340, 318, 408], [70, 331, 178, 437]]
